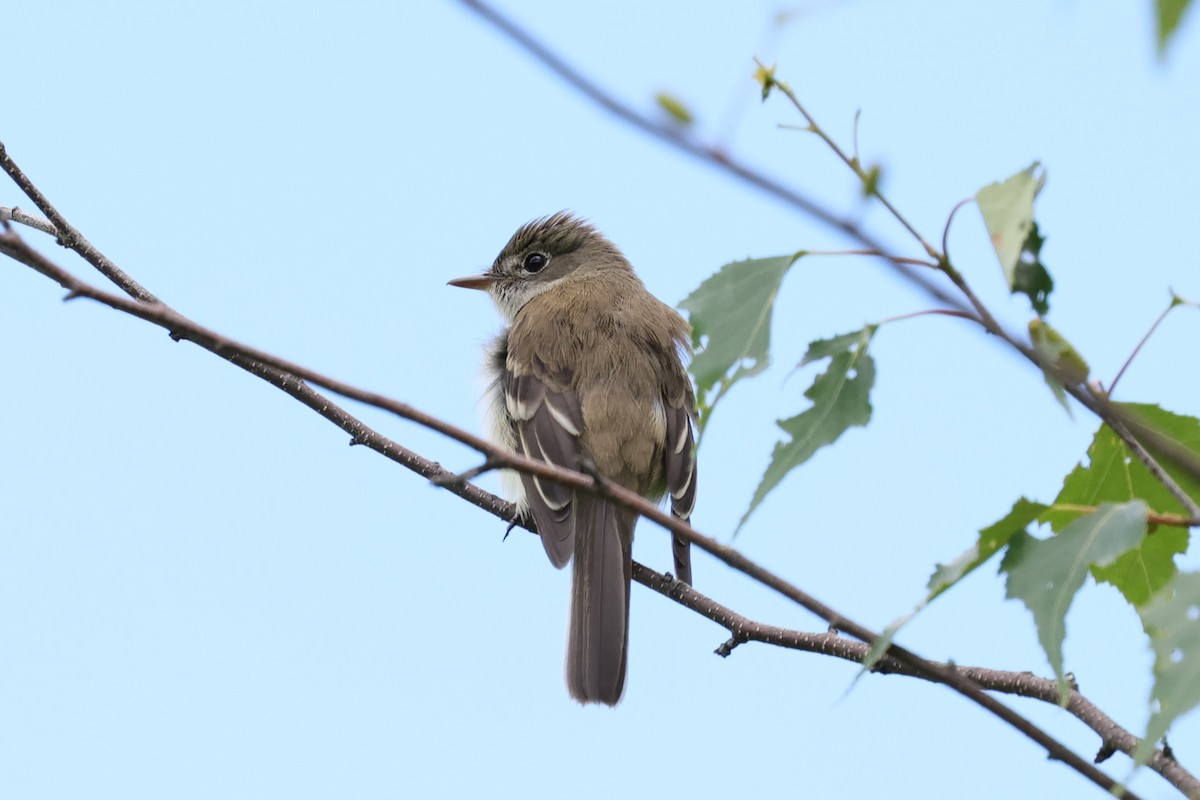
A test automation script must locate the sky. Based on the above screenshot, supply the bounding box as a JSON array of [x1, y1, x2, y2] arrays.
[[2, 2, 1199, 798]]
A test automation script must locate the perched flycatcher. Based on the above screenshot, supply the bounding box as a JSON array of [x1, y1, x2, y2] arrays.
[[450, 212, 698, 705]]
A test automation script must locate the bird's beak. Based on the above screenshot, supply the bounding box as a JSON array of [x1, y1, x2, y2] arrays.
[[448, 274, 498, 291]]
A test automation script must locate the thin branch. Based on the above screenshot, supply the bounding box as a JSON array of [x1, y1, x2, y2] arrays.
[[877, 308, 979, 326], [800, 248, 940, 268], [761, 62, 941, 261], [941, 197, 974, 265], [0, 205, 57, 237], [1109, 295, 1190, 395], [0, 143, 156, 302]]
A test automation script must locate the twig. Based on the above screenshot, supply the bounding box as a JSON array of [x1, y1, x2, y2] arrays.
[[1109, 295, 1189, 395], [0, 143, 156, 302], [761, 62, 941, 262], [800, 248, 939, 268], [941, 197, 974, 265]]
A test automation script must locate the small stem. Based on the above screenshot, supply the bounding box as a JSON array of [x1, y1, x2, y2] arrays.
[[1109, 296, 1191, 396], [878, 308, 979, 326], [942, 197, 974, 264], [802, 248, 939, 268], [1052, 503, 1200, 529], [760, 63, 942, 262]]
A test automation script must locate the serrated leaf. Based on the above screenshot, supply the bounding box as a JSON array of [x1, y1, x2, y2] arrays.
[[863, 498, 1048, 673], [928, 498, 1049, 601], [977, 163, 1043, 283], [1137, 571, 1200, 762], [1119, 403, 1200, 506], [1043, 404, 1198, 605], [654, 92, 694, 126], [1002, 501, 1147, 698], [1156, 0, 1194, 57], [736, 326, 875, 533], [679, 255, 798, 430]]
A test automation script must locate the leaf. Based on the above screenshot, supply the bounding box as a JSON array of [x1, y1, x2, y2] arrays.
[[736, 326, 875, 533], [1118, 403, 1200, 508], [1137, 571, 1200, 763], [679, 255, 799, 430], [1028, 319, 1089, 386], [1156, 0, 1194, 57], [1011, 222, 1054, 316], [863, 498, 1048, 672], [976, 163, 1052, 313], [1043, 404, 1198, 605], [754, 63, 778, 100], [1002, 501, 1148, 698], [861, 163, 882, 198], [1028, 318, 1088, 414], [928, 498, 1049, 601], [654, 92, 694, 126]]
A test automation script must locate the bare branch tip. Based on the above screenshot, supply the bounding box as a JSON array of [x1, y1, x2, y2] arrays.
[[715, 633, 748, 658], [431, 458, 498, 487]]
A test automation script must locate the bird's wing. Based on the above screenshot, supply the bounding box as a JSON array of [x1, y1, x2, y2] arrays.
[[663, 378, 698, 584], [504, 363, 584, 568]]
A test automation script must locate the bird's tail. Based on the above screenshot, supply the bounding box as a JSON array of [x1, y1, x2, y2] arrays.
[[565, 496, 634, 706]]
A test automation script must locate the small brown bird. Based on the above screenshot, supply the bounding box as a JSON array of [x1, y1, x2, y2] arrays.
[[450, 212, 698, 705]]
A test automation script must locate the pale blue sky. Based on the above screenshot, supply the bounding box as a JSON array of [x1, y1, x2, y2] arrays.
[[2, 2, 1198, 798]]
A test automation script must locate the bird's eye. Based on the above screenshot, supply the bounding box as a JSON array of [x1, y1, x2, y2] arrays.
[[522, 252, 548, 273]]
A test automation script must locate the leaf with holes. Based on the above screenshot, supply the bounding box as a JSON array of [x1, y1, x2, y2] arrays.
[[736, 326, 875, 533], [1138, 571, 1200, 763], [1002, 501, 1147, 698], [679, 254, 799, 430], [976, 163, 1052, 314]]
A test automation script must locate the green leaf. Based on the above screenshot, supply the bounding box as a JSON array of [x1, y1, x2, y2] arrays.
[[1027, 318, 1088, 413], [1011, 222, 1054, 316], [679, 255, 799, 430], [863, 498, 1048, 672], [1156, 0, 1194, 57], [976, 163, 1052, 313], [1028, 319, 1089, 386], [654, 92, 694, 126], [1002, 501, 1148, 698], [736, 326, 875, 533], [928, 498, 1048, 601], [861, 163, 882, 198], [1137, 571, 1200, 762], [1043, 404, 1198, 605], [754, 63, 778, 100], [1118, 403, 1200, 509]]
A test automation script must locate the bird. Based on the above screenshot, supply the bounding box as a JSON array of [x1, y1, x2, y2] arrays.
[[450, 212, 698, 705]]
